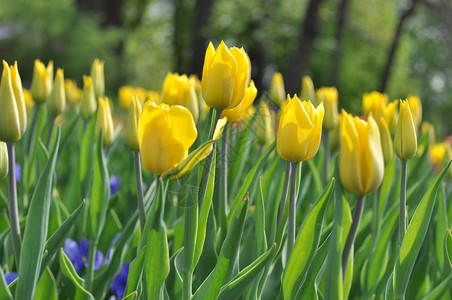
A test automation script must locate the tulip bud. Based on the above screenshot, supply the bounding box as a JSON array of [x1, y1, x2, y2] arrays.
[[222, 80, 257, 124], [394, 100, 417, 160], [30, 60, 53, 103], [277, 95, 324, 162], [80, 75, 97, 121], [162, 73, 199, 122], [300, 76, 316, 106], [378, 118, 393, 165], [0, 142, 8, 179], [316, 87, 338, 131], [269, 72, 285, 106], [65, 79, 82, 107], [46, 69, 66, 117], [91, 59, 105, 98], [0, 61, 27, 142], [407, 95, 422, 129], [23, 88, 35, 119], [95, 97, 114, 146], [254, 101, 275, 148], [126, 96, 142, 152], [339, 111, 384, 196], [428, 142, 450, 173], [201, 41, 250, 110], [362, 91, 388, 122], [138, 102, 198, 175], [383, 100, 398, 136]]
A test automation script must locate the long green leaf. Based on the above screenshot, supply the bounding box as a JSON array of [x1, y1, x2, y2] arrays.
[[144, 227, 169, 299], [125, 246, 146, 295], [393, 161, 451, 299], [0, 266, 12, 300], [16, 128, 61, 300], [59, 249, 95, 300], [121, 291, 138, 300], [34, 268, 57, 300], [283, 178, 335, 300], [421, 272, 452, 300]]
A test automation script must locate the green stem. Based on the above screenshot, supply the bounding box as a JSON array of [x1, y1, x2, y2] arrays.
[[86, 237, 98, 291], [46, 117, 56, 149], [287, 161, 298, 257], [182, 196, 197, 300], [276, 161, 291, 241], [135, 151, 146, 232], [342, 195, 364, 277], [219, 124, 228, 244], [27, 103, 41, 159], [399, 160, 407, 246], [7, 142, 21, 268], [323, 130, 330, 184]]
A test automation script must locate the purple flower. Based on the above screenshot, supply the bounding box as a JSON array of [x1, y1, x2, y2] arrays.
[[63, 238, 104, 274], [4, 272, 18, 285], [110, 263, 129, 298], [110, 176, 120, 196], [15, 164, 21, 183]]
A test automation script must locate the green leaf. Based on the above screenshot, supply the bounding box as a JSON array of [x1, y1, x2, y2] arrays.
[[420, 272, 452, 300], [282, 178, 335, 300], [217, 244, 276, 300], [255, 177, 267, 254], [306, 159, 323, 196], [125, 246, 146, 295], [445, 230, 452, 270], [34, 268, 57, 300], [0, 266, 13, 300], [144, 227, 169, 299], [394, 161, 451, 299], [59, 249, 95, 300], [16, 128, 61, 300], [435, 185, 448, 272], [121, 291, 138, 300], [192, 197, 249, 300]]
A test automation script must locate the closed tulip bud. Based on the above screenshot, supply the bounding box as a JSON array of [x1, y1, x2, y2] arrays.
[[362, 91, 388, 122], [65, 79, 82, 107], [222, 80, 257, 124], [277, 95, 324, 162], [46, 69, 66, 117], [316, 87, 338, 131], [201, 41, 250, 110], [138, 102, 197, 175], [30, 60, 53, 103], [23, 88, 34, 119], [384, 100, 398, 136], [339, 111, 384, 196], [428, 142, 450, 173], [162, 73, 199, 122], [0, 61, 27, 142], [406, 95, 422, 129], [126, 96, 142, 151], [254, 101, 275, 147], [80, 75, 97, 120], [91, 59, 105, 98], [269, 72, 285, 106], [0, 142, 7, 179], [300, 76, 316, 106], [378, 118, 393, 164], [394, 100, 417, 160], [95, 97, 114, 146]]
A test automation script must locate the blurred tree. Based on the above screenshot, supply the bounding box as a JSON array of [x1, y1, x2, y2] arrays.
[[329, 0, 350, 88]]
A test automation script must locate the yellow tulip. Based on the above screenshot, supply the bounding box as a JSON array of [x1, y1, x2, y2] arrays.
[[222, 80, 257, 124], [95, 97, 115, 146], [428, 142, 452, 176], [162, 73, 199, 122], [316, 87, 338, 131], [30, 60, 53, 103], [394, 100, 417, 160], [0, 142, 7, 179], [300, 76, 316, 106], [407, 95, 422, 129], [126, 96, 142, 152], [269, 72, 286, 106], [277, 95, 324, 162], [65, 79, 82, 106], [362, 91, 388, 122], [201, 41, 250, 110], [383, 100, 398, 136], [339, 111, 384, 196], [80, 75, 97, 121], [138, 102, 197, 176], [254, 101, 275, 148], [378, 118, 393, 165], [0, 61, 27, 142], [90, 58, 105, 98], [23, 88, 34, 119], [46, 69, 66, 117]]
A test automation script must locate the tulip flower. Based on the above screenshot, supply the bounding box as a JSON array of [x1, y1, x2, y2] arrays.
[[162, 73, 199, 122], [46, 69, 66, 117], [30, 60, 53, 104], [201, 41, 250, 110], [316, 87, 338, 131], [80, 75, 97, 121], [0, 142, 7, 179], [407, 95, 422, 129], [383, 100, 398, 136], [254, 101, 275, 148], [394, 100, 417, 161], [300, 76, 316, 106], [428, 142, 450, 173], [362, 91, 388, 122], [138, 102, 197, 176], [277, 95, 324, 163], [126, 96, 142, 152], [269, 72, 286, 106], [23, 89, 34, 119], [65, 79, 82, 108], [95, 97, 115, 146], [222, 80, 257, 124], [378, 118, 393, 165], [90, 58, 105, 98]]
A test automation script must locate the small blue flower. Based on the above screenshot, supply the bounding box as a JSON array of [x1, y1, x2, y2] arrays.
[[110, 176, 120, 196], [63, 238, 104, 274], [110, 263, 129, 298], [4, 272, 18, 285], [15, 164, 21, 183]]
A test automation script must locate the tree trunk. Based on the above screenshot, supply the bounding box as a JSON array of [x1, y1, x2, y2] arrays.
[[330, 0, 350, 88], [284, 0, 324, 94]]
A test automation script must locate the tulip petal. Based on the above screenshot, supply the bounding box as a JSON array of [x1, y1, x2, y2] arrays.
[[361, 115, 384, 194], [305, 103, 324, 160], [201, 42, 216, 99], [228, 47, 249, 108], [168, 105, 198, 151]]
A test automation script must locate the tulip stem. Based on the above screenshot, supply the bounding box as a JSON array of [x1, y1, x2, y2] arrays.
[[46, 117, 56, 149], [323, 130, 330, 184], [7, 142, 21, 268], [399, 160, 407, 246], [27, 103, 41, 159], [276, 162, 291, 242], [342, 195, 364, 277], [219, 124, 228, 244], [135, 151, 146, 232], [182, 194, 197, 300], [287, 161, 298, 258]]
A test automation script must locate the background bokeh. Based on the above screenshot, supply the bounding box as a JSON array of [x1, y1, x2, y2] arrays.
[[1, 0, 451, 137]]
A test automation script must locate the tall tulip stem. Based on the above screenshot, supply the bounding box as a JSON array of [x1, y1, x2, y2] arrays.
[[342, 195, 364, 277], [7, 142, 21, 268], [46, 117, 56, 149], [135, 151, 146, 232], [276, 162, 292, 241], [323, 130, 330, 183], [219, 124, 228, 244], [399, 160, 407, 246], [182, 193, 197, 300], [287, 161, 298, 257]]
